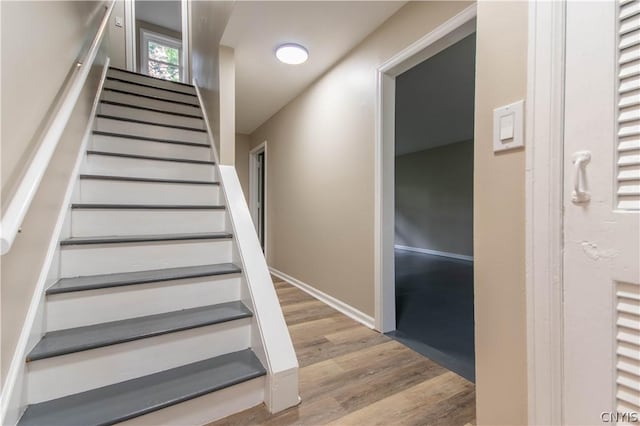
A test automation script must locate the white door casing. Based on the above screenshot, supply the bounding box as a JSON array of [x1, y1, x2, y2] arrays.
[[374, 4, 477, 333], [249, 142, 267, 256], [563, 1, 640, 425]]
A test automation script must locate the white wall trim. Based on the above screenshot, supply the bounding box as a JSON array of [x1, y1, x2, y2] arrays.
[[525, 1, 566, 425], [249, 141, 267, 260], [374, 3, 477, 333], [180, 0, 190, 84], [124, 0, 136, 72], [192, 81, 220, 165], [394, 245, 473, 262], [270, 268, 375, 330], [217, 166, 299, 413], [0, 58, 111, 426]]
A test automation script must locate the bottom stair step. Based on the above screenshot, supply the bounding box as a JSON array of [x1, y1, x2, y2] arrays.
[[27, 301, 252, 361], [18, 349, 266, 426]]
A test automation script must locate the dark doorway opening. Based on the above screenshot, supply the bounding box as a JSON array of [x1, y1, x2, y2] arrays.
[[387, 33, 476, 382]]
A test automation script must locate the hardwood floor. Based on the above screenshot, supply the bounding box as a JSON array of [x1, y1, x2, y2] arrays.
[[209, 277, 476, 426]]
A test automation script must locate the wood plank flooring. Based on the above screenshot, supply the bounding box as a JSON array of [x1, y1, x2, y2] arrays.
[[209, 276, 476, 426]]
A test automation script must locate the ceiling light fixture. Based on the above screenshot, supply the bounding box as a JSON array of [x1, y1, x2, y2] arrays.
[[275, 43, 308, 65]]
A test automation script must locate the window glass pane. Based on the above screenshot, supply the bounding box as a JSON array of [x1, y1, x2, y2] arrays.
[[148, 60, 180, 82], [148, 41, 180, 65]]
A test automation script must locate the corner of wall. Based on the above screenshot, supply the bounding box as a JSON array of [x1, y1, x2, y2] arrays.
[[473, 1, 529, 424], [219, 45, 235, 166]]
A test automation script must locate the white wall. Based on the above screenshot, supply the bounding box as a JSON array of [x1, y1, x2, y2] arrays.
[[106, 0, 127, 69], [250, 0, 474, 323], [190, 0, 234, 163], [473, 1, 528, 423], [247, 1, 530, 423], [235, 133, 251, 202], [1, 0, 109, 388]]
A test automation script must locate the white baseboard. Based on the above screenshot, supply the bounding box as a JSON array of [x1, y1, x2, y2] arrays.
[[269, 268, 375, 329], [394, 244, 474, 262]]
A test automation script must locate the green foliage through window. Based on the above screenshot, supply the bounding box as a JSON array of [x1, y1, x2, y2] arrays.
[[147, 40, 180, 82]]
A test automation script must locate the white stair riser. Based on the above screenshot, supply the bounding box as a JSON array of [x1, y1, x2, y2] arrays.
[[119, 377, 265, 426], [46, 276, 242, 331], [61, 239, 233, 276], [95, 117, 208, 144], [79, 179, 220, 205], [104, 80, 198, 105], [102, 90, 202, 117], [91, 134, 211, 161], [106, 70, 196, 95], [27, 319, 252, 403], [85, 154, 216, 181], [70, 209, 227, 237], [98, 102, 205, 129]]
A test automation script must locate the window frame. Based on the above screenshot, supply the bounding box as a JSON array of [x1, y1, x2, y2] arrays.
[[140, 28, 182, 82]]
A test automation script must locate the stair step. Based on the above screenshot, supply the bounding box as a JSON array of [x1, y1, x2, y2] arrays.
[[18, 349, 265, 426], [91, 133, 212, 163], [104, 79, 199, 106], [77, 175, 221, 205], [101, 89, 202, 117], [107, 66, 196, 94], [86, 151, 216, 181], [105, 76, 198, 98], [99, 101, 204, 128], [103, 87, 199, 107], [60, 232, 232, 246], [27, 302, 252, 362], [70, 207, 227, 237], [71, 203, 225, 210], [47, 263, 241, 295], [86, 150, 215, 165], [79, 174, 219, 185], [93, 130, 208, 148], [96, 114, 206, 132], [95, 116, 208, 145], [93, 130, 211, 148]]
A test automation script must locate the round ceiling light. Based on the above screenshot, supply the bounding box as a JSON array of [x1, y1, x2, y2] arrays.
[[275, 43, 308, 65]]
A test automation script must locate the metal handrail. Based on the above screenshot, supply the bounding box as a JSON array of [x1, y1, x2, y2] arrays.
[[0, 0, 115, 255]]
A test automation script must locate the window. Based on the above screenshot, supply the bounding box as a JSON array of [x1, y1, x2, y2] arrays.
[[140, 29, 182, 82]]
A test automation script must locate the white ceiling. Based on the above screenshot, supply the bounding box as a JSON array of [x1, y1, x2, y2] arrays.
[[135, 1, 182, 33], [221, 1, 406, 134], [395, 33, 476, 156]]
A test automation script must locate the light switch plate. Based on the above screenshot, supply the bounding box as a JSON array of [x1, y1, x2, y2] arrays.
[[493, 100, 524, 152], [115, 16, 123, 28]]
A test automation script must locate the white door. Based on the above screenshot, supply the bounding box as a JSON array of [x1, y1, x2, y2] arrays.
[[563, 1, 640, 424]]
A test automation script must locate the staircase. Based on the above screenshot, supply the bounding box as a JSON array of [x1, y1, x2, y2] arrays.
[[16, 68, 273, 425]]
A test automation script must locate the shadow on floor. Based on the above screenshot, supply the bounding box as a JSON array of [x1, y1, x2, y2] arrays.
[[387, 250, 475, 382]]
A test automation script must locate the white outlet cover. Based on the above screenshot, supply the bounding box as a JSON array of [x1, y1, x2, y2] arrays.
[[493, 100, 524, 152]]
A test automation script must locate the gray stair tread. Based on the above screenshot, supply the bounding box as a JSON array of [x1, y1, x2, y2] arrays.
[[103, 87, 200, 107], [27, 302, 252, 361], [18, 349, 265, 426], [60, 232, 232, 246], [47, 263, 241, 295], [71, 203, 225, 210], [93, 130, 209, 147], [105, 77, 198, 98], [97, 114, 206, 132], [86, 150, 216, 165], [100, 100, 203, 119], [79, 174, 219, 185]]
